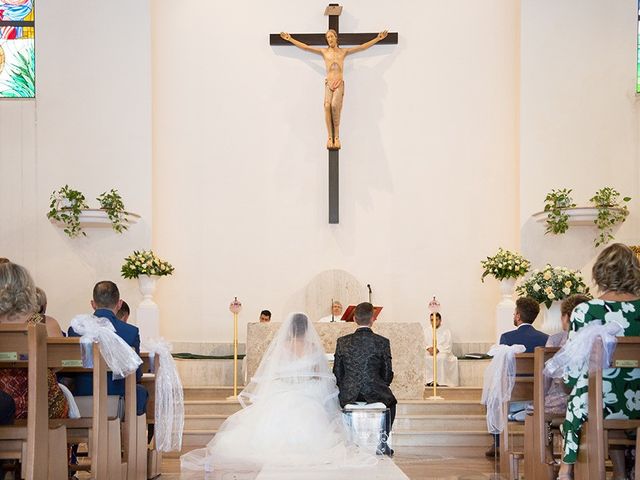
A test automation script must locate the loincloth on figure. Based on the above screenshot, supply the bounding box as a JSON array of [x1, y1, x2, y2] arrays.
[[325, 78, 344, 92]]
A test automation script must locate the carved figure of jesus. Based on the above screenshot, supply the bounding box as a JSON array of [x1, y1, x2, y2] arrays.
[[280, 29, 388, 150]]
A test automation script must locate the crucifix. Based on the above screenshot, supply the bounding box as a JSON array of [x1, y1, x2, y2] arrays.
[[270, 4, 398, 224]]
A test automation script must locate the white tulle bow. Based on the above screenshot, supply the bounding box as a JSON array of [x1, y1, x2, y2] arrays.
[[70, 314, 142, 380], [144, 337, 184, 452], [481, 344, 526, 434], [543, 320, 623, 380]]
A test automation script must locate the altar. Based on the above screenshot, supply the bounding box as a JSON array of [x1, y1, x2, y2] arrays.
[[246, 322, 426, 400]]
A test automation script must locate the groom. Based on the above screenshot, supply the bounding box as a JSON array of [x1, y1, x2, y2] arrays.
[[333, 302, 397, 454]]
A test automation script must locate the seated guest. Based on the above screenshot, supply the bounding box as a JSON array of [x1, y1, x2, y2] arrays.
[[424, 313, 459, 387], [259, 310, 271, 323], [35, 286, 65, 336], [487, 296, 549, 458], [0, 263, 69, 419], [558, 244, 640, 480], [0, 390, 15, 425], [544, 294, 590, 415], [318, 300, 343, 322], [68, 281, 148, 416], [500, 296, 548, 352], [116, 300, 130, 322]]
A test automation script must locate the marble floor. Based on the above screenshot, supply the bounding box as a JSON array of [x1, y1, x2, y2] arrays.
[[160, 453, 502, 480]]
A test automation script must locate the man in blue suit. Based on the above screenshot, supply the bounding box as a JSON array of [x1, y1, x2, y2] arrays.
[[499, 296, 548, 353], [486, 296, 548, 458], [68, 281, 148, 415]]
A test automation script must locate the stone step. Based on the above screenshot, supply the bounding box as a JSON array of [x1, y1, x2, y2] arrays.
[[183, 386, 483, 401], [183, 386, 241, 401], [184, 400, 242, 416], [184, 414, 231, 430], [391, 430, 493, 447], [423, 387, 482, 401], [396, 400, 485, 416], [184, 399, 485, 416], [394, 414, 487, 431]]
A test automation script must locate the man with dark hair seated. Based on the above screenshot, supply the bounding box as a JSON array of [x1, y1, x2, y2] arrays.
[[500, 296, 548, 352], [68, 281, 148, 416], [486, 296, 549, 458], [116, 300, 130, 323], [259, 310, 271, 323]]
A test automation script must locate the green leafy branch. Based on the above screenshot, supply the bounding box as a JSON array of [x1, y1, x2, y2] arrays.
[[97, 189, 128, 234], [543, 188, 576, 235]]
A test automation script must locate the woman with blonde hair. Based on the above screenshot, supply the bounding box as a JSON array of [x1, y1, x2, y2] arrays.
[[557, 243, 640, 480], [0, 262, 68, 419]]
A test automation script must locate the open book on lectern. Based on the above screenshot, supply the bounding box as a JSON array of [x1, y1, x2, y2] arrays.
[[341, 305, 383, 322]]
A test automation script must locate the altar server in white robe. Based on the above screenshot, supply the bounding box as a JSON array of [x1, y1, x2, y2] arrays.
[[424, 313, 459, 386]]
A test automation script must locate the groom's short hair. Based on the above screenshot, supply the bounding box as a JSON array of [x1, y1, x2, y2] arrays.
[[354, 302, 374, 325]]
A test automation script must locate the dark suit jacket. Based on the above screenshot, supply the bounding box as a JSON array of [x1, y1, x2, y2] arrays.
[[68, 308, 143, 396], [333, 327, 397, 408], [499, 323, 548, 353]]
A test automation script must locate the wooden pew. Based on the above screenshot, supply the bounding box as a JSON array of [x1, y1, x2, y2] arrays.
[[575, 336, 640, 480], [47, 337, 146, 480], [0, 323, 63, 479], [140, 352, 161, 479], [499, 353, 534, 480], [526, 346, 561, 480]]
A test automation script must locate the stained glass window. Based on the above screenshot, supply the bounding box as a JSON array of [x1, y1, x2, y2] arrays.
[[0, 0, 35, 98]]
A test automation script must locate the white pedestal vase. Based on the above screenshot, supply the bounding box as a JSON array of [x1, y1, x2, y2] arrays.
[[495, 278, 517, 342], [540, 301, 562, 335], [136, 275, 160, 350]]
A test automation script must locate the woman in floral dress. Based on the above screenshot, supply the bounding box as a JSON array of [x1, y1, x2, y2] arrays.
[[558, 243, 640, 480]]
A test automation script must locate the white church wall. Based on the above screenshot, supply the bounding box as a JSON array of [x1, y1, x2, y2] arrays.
[[520, 0, 640, 285], [0, 1, 153, 330], [152, 0, 521, 343]]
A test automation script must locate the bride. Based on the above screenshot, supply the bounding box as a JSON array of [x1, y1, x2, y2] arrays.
[[181, 312, 373, 473]]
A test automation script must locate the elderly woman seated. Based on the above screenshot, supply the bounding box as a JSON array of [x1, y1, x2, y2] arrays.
[[0, 262, 69, 420]]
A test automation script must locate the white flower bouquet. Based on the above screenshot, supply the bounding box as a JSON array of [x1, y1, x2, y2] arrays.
[[481, 248, 531, 282], [121, 250, 174, 279], [516, 264, 590, 308]]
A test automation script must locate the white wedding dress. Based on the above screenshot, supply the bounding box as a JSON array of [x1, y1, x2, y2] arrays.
[[181, 313, 375, 474]]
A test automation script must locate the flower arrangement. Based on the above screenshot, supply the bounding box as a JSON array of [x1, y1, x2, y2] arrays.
[[481, 248, 531, 282], [516, 264, 590, 308], [47, 185, 89, 238], [121, 250, 174, 279]]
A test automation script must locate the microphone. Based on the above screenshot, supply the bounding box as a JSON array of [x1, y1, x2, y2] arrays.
[[367, 284, 372, 303]]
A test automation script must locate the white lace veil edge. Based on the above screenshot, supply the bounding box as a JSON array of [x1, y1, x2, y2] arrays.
[[238, 312, 338, 408], [481, 344, 526, 434]]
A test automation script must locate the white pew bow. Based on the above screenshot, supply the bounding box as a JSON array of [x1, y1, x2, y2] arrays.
[[481, 344, 526, 434], [70, 314, 142, 380], [543, 320, 623, 380], [144, 337, 184, 452]]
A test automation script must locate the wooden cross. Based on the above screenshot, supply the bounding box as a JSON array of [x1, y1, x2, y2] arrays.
[[270, 4, 398, 224]]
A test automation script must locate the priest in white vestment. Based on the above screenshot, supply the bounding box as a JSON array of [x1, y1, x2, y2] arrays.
[[318, 300, 344, 322], [424, 313, 459, 386]]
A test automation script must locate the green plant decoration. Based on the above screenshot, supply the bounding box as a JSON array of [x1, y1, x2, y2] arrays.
[[97, 189, 128, 234], [47, 185, 89, 238], [544, 189, 576, 235], [0, 45, 35, 98], [589, 187, 630, 247]]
